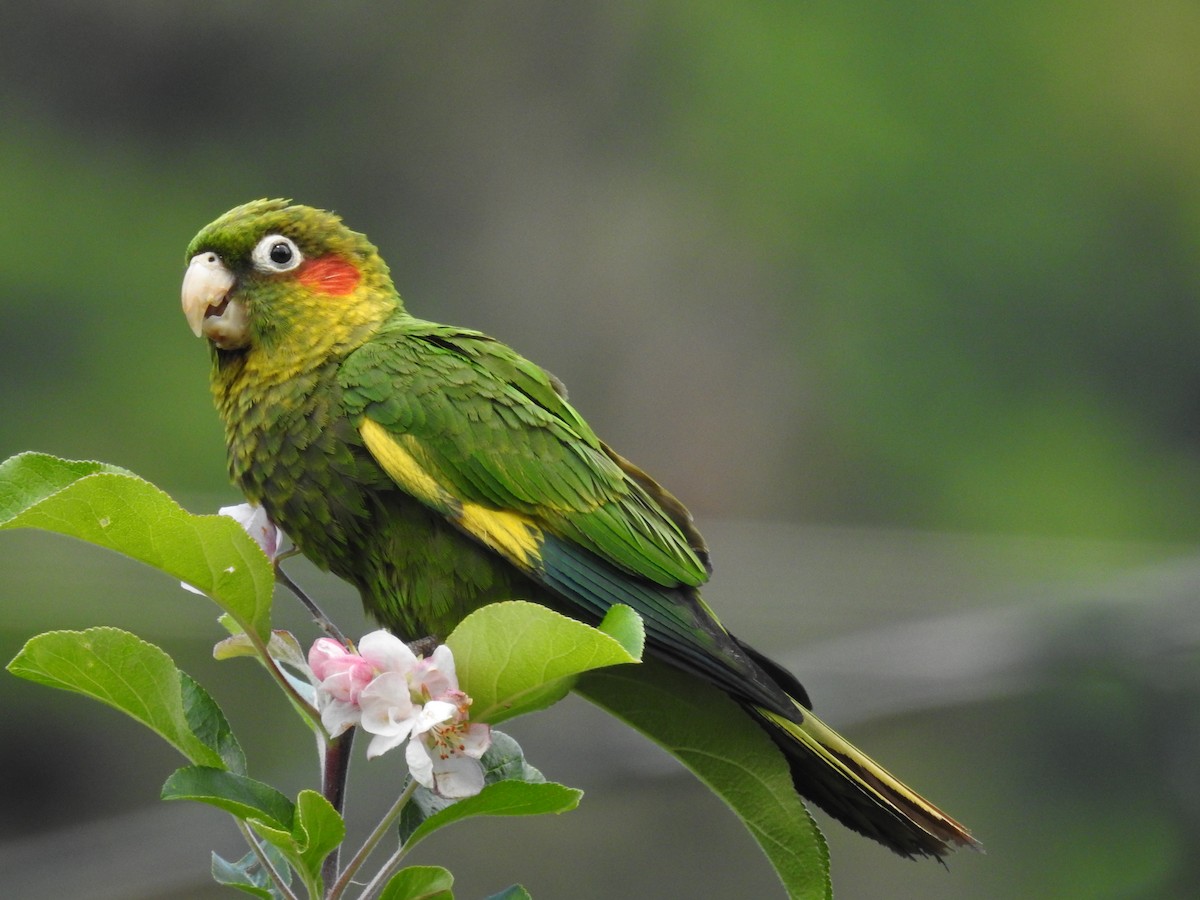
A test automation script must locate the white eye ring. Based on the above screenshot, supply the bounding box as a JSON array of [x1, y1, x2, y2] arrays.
[[251, 234, 304, 273]]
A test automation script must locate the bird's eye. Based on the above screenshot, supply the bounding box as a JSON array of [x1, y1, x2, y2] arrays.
[[251, 234, 304, 273]]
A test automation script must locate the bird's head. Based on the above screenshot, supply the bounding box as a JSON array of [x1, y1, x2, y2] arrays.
[[182, 199, 399, 357]]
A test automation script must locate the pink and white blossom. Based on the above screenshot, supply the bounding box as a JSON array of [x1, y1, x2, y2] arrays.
[[357, 630, 419, 674], [308, 637, 379, 736], [305, 631, 491, 796], [358, 671, 424, 757], [405, 691, 491, 797], [218, 502, 284, 561]]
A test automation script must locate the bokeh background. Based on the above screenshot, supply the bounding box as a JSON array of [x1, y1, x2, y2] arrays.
[[3, 3, 1200, 897]]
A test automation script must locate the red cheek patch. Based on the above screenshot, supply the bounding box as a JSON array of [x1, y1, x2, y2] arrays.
[[296, 255, 361, 296]]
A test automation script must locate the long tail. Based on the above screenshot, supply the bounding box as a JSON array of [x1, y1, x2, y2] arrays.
[[753, 702, 980, 859], [481, 523, 978, 857]]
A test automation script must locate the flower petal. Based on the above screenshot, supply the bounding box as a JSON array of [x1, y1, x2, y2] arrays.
[[458, 722, 492, 759], [319, 697, 361, 737], [405, 735, 435, 787], [412, 700, 457, 734], [359, 671, 417, 737], [430, 754, 486, 798], [366, 728, 411, 760], [411, 645, 459, 700], [219, 503, 283, 561], [318, 666, 373, 704], [308, 638, 352, 681], [358, 630, 419, 675]]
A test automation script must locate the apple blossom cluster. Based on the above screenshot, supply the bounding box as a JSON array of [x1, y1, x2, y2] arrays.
[[308, 631, 491, 798]]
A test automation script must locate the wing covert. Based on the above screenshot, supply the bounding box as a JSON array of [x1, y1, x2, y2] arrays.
[[340, 319, 709, 588]]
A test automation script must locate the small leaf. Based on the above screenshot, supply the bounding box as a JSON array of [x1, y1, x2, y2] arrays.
[[378, 865, 455, 900], [211, 848, 291, 899], [402, 780, 581, 853], [578, 660, 831, 900], [446, 601, 640, 725], [161, 766, 295, 832], [290, 789, 346, 883], [484, 887, 533, 900], [7, 627, 235, 769], [213, 633, 258, 662], [215, 629, 308, 668], [0, 452, 273, 640], [479, 730, 546, 785], [265, 630, 310, 672], [596, 603, 644, 660], [240, 789, 346, 897]]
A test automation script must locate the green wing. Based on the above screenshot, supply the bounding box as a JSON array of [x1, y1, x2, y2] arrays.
[[340, 318, 711, 589], [340, 318, 800, 711]]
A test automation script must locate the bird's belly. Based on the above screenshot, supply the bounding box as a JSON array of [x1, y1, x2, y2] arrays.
[[220, 374, 535, 639], [237, 432, 531, 639], [332, 490, 537, 640]]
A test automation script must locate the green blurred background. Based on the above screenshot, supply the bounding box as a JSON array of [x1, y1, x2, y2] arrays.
[[3, 2, 1200, 897]]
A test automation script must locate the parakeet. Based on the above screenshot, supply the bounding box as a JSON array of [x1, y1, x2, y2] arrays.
[[182, 199, 977, 859]]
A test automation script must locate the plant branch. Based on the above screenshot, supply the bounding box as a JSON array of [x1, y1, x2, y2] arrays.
[[275, 556, 350, 644], [320, 727, 356, 888], [328, 778, 418, 900], [236, 818, 301, 900], [352, 833, 414, 900], [239, 624, 322, 733]]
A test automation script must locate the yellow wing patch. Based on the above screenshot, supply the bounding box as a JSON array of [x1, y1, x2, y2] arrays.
[[360, 418, 449, 508], [359, 418, 544, 569], [459, 502, 543, 569]]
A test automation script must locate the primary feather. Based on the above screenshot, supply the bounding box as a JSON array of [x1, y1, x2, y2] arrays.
[[183, 199, 978, 859]]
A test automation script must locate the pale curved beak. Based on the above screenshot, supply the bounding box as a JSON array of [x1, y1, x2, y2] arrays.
[[182, 252, 247, 349]]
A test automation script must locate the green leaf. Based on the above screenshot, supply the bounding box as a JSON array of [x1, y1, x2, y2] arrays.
[[446, 601, 641, 725], [6, 627, 239, 770], [595, 603, 645, 660], [477, 730, 546, 785], [181, 671, 247, 773], [484, 887, 532, 900], [0, 451, 273, 640], [234, 789, 345, 897], [289, 789, 346, 884], [378, 865, 455, 900], [0, 454, 132, 517], [403, 781, 581, 854], [161, 766, 295, 832], [577, 660, 831, 900], [214, 629, 306, 668], [211, 848, 291, 899]]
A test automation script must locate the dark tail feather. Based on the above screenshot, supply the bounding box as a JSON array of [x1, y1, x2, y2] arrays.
[[752, 702, 981, 859]]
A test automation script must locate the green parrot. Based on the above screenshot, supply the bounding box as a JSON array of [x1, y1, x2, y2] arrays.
[[182, 199, 976, 859]]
